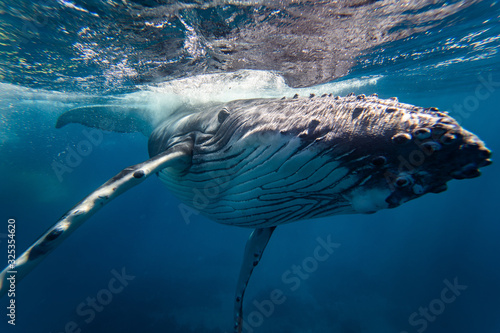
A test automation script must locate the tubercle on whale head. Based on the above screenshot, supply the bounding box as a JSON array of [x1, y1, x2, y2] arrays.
[[319, 93, 493, 210], [383, 118, 491, 208]]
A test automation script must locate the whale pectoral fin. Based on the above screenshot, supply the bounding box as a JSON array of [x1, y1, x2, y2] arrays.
[[56, 105, 154, 136], [234, 226, 276, 333], [0, 145, 192, 297]]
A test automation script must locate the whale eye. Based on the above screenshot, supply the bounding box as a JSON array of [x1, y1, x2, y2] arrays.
[[218, 109, 230, 124]]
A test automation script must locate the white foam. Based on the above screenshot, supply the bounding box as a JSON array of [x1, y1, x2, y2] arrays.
[[119, 69, 382, 122]]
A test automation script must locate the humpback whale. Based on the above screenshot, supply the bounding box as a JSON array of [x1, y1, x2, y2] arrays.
[[0, 92, 491, 332]]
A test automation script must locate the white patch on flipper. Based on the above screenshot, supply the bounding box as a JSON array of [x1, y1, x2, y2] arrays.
[[346, 187, 391, 214]]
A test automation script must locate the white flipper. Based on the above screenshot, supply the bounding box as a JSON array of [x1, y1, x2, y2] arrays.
[[234, 227, 276, 333], [0, 147, 191, 297]]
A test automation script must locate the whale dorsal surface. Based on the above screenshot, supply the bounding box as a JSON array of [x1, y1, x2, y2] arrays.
[[0, 93, 491, 333]]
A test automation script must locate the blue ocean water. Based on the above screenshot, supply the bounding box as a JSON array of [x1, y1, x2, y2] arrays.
[[1, 1, 500, 333]]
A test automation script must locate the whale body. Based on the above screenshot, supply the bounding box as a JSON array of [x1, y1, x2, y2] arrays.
[[1, 91, 492, 332], [63, 93, 488, 227]]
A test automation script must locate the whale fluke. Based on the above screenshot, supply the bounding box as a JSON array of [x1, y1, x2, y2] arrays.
[[56, 105, 154, 135]]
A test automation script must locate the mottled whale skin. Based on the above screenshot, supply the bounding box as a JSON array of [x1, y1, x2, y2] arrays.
[[148, 93, 492, 228], [0, 92, 492, 333]]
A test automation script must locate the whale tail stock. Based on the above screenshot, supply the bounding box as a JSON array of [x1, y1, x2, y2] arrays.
[[56, 105, 155, 136]]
